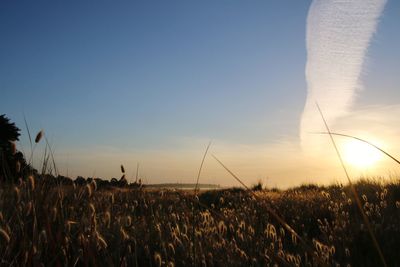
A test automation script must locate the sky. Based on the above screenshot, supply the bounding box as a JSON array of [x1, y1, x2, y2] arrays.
[[1, 1, 399, 188]]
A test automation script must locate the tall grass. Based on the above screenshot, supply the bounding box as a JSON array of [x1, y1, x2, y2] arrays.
[[316, 103, 388, 267], [2, 174, 400, 266], [1, 118, 399, 266]]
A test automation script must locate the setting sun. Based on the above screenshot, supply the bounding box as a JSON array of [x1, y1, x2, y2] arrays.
[[342, 139, 383, 168], [1, 0, 399, 266]]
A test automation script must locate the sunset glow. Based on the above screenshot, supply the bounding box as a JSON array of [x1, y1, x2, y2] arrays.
[[1, 1, 400, 265], [0, 1, 399, 187], [342, 139, 383, 169]]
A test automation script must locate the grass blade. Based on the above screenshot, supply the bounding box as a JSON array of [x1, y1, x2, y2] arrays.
[[194, 141, 212, 195], [211, 154, 316, 257], [314, 132, 400, 166], [315, 103, 387, 267]]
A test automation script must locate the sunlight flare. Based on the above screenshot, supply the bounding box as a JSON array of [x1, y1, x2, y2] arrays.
[[342, 139, 382, 168]]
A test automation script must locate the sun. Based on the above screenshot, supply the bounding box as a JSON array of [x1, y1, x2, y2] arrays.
[[342, 139, 383, 168]]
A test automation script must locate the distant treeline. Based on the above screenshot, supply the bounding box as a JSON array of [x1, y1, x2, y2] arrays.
[[147, 183, 220, 189], [26, 174, 143, 189], [22, 175, 223, 190]]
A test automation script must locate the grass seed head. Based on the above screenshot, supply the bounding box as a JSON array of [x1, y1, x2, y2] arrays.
[[218, 221, 227, 236], [35, 130, 44, 143], [104, 211, 111, 228], [86, 183, 92, 197], [91, 180, 97, 191], [52, 207, 58, 222], [89, 203, 96, 216], [28, 176, 35, 191], [125, 216, 132, 227], [39, 230, 48, 247], [96, 232, 108, 249], [15, 160, 21, 173], [10, 141, 16, 155], [154, 252, 162, 267], [120, 227, 129, 241], [14, 186, 20, 202], [0, 228, 10, 243], [25, 201, 33, 216], [167, 242, 175, 255]]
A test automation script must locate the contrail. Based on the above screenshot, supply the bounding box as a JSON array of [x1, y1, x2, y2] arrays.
[[300, 0, 386, 150]]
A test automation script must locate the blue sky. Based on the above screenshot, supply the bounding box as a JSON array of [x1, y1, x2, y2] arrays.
[[1, 1, 399, 187]]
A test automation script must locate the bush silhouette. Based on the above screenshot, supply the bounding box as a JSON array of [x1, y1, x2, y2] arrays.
[[0, 115, 23, 182], [0, 114, 20, 145]]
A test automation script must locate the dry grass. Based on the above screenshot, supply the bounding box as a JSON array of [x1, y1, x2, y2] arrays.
[[1, 115, 399, 266], [1, 175, 400, 266]]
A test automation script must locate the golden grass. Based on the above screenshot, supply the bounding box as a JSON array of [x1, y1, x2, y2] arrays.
[[1, 174, 399, 266]]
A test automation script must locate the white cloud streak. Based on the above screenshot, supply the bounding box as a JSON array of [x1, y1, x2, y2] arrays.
[[301, 0, 386, 150]]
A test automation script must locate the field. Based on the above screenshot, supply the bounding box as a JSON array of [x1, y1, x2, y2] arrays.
[[1, 176, 400, 266]]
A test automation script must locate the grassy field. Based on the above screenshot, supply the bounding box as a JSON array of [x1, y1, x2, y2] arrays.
[[1, 176, 400, 266]]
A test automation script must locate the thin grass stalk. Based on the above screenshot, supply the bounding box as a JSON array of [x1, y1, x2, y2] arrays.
[[194, 141, 212, 195], [43, 136, 65, 212], [27, 129, 43, 169], [23, 115, 33, 165], [135, 163, 139, 183], [192, 141, 211, 267], [315, 132, 400, 165], [44, 137, 58, 177], [134, 239, 139, 267], [211, 154, 316, 258], [41, 142, 49, 175], [175, 188, 293, 264], [316, 103, 387, 267]]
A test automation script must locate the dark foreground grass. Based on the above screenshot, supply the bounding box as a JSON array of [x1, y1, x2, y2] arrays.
[[1, 177, 400, 266]]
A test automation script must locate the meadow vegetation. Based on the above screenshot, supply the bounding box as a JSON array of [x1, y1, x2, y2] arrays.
[[1, 176, 400, 266], [1, 115, 400, 266]]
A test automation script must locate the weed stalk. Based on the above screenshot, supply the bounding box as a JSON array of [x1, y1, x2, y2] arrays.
[[316, 103, 387, 267]]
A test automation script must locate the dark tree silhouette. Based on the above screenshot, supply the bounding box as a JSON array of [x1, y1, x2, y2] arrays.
[[0, 114, 22, 182], [0, 114, 20, 145]]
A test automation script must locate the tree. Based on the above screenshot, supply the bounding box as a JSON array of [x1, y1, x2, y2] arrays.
[[0, 114, 20, 144], [0, 114, 21, 182]]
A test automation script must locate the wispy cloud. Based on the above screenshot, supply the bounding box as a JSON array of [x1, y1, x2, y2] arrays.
[[301, 0, 387, 151]]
